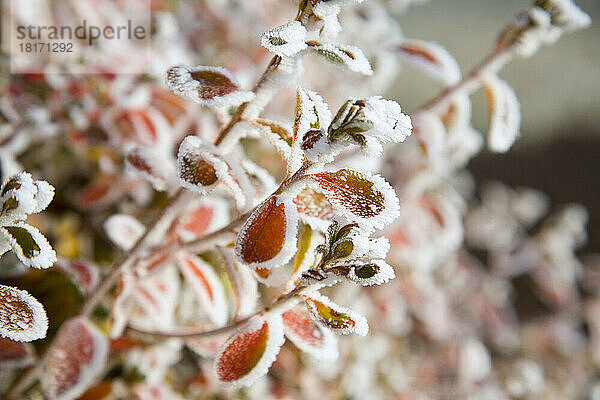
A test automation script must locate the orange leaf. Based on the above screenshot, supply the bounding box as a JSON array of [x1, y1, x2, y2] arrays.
[[215, 314, 284, 387], [43, 317, 108, 400], [235, 196, 298, 269]]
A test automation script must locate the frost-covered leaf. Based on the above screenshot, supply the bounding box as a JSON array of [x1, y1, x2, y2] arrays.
[[125, 147, 174, 192], [223, 257, 258, 319], [0, 222, 56, 269], [173, 198, 229, 242], [290, 223, 319, 281], [309, 169, 400, 230], [177, 252, 228, 326], [43, 317, 109, 400], [394, 39, 461, 85], [214, 313, 285, 387], [328, 96, 412, 156], [345, 259, 396, 286], [260, 21, 307, 57], [177, 136, 252, 209], [303, 292, 368, 336], [291, 88, 333, 169], [282, 306, 338, 361], [0, 284, 47, 342], [293, 188, 335, 230], [483, 74, 521, 152], [252, 119, 294, 159], [235, 195, 298, 269], [0, 337, 35, 368], [56, 259, 100, 295], [0, 172, 54, 223], [307, 41, 372, 76], [103, 214, 144, 251], [129, 267, 180, 332], [166, 65, 254, 108], [75, 173, 121, 210], [535, 0, 591, 32]]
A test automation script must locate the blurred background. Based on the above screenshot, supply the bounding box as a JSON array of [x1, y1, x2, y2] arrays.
[[392, 0, 600, 253]]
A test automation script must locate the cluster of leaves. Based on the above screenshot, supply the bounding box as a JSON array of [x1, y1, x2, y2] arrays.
[[0, 0, 594, 399]]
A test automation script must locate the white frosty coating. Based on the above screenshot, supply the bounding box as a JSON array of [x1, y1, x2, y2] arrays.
[[31, 180, 55, 214], [0, 239, 10, 257], [505, 359, 545, 398], [176, 197, 230, 242], [251, 119, 293, 160], [362, 97, 412, 146], [313, 170, 401, 232], [283, 307, 339, 361], [221, 154, 256, 211], [294, 88, 333, 143], [311, 0, 364, 19], [310, 43, 373, 76], [43, 317, 109, 400], [109, 271, 135, 338], [395, 39, 462, 85], [291, 88, 333, 171], [546, 0, 591, 32], [214, 313, 285, 387], [165, 65, 255, 109], [260, 21, 308, 57], [483, 74, 521, 153], [240, 158, 279, 198], [1, 173, 55, 224], [0, 284, 48, 342], [234, 196, 299, 270], [0, 222, 57, 269], [347, 259, 396, 286], [458, 337, 492, 386], [177, 135, 250, 208], [304, 292, 369, 336], [327, 97, 412, 158], [125, 146, 172, 192], [103, 214, 145, 251], [177, 252, 228, 327], [230, 261, 258, 318], [0, 172, 37, 223]]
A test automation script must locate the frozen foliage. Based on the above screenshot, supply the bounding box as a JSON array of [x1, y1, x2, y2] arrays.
[[214, 314, 285, 387], [483, 74, 521, 152], [166, 65, 255, 108], [43, 318, 108, 400], [304, 292, 369, 336], [0, 0, 594, 398], [0, 172, 57, 269], [0, 285, 48, 342], [261, 21, 308, 57], [395, 39, 462, 85]]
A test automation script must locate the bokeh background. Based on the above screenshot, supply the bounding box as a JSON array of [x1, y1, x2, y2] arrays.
[[392, 0, 600, 253]]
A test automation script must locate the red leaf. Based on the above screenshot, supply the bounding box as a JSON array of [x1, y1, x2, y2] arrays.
[[0, 337, 35, 368], [177, 253, 228, 326], [235, 196, 298, 269], [303, 293, 368, 336], [394, 40, 461, 85], [215, 314, 284, 387], [310, 169, 399, 230], [282, 307, 338, 360], [0, 284, 47, 342], [43, 317, 108, 400]]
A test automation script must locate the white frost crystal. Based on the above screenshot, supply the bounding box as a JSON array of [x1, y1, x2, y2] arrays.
[[260, 21, 308, 57]]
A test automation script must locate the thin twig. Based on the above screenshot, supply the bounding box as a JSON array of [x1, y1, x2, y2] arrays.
[[412, 47, 512, 116], [127, 285, 307, 340]]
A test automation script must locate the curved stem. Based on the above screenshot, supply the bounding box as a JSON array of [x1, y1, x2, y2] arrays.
[[127, 285, 307, 340], [412, 47, 512, 116], [214, 55, 281, 146]]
